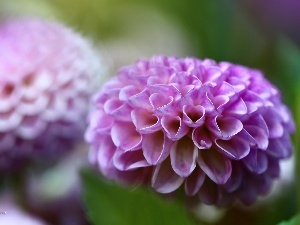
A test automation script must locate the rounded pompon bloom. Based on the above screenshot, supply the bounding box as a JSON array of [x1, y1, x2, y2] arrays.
[[85, 56, 295, 206], [0, 18, 102, 172]]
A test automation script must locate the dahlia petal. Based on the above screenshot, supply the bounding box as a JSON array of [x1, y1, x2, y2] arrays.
[[214, 81, 236, 97], [198, 178, 220, 205], [150, 56, 170, 67], [192, 127, 212, 149], [238, 183, 257, 205], [113, 149, 149, 171], [161, 115, 189, 140], [198, 149, 232, 184], [0, 98, 16, 112], [213, 95, 230, 111], [226, 77, 246, 93], [187, 88, 215, 113], [200, 92, 215, 113], [266, 156, 280, 178], [208, 116, 243, 139], [185, 166, 205, 196], [131, 108, 160, 134], [236, 129, 257, 147], [63, 98, 87, 122], [202, 67, 222, 85], [95, 85, 120, 104], [223, 162, 242, 193], [255, 174, 272, 195], [41, 95, 67, 121], [135, 59, 150, 70], [47, 121, 82, 138], [0, 84, 20, 112], [202, 59, 218, 67], [169, 70, 193, 86], [151, 158, 184, 193], [20, 85, 40, 99], [244, 125, 268, 150], [147, 67, 173, 85], [242, 148, 268, 174], [277, 105, 295, 132], [263, 109, 284, 138], [149, 93, 174, 110], [245, 114, 269, 136], [250, 78, 277, 99], [174, 83, 195, 96], [170, 137, 198, 177], [126, 70, 149, 85], [114, 167, 151, 186], [0, 111, 22, 131], [111, 122, 142, 151], [267, 133, 292, 158], [149, 84, 180, 97], [0, 133, 14, 152], [89, 109, 114, 133], [128, 89, 152, 110], [95, 135, 116, 175], [242, 90, 264, 114], [182, 105, 205, 127], [142, 131, 173, 165], [223, 98, 247, 117], [216, 135, 250, 159], [103, 98, 132, 121], [16, 117, 46, 139], [229, 65, 251, 81], [119, 85, 140, 101]]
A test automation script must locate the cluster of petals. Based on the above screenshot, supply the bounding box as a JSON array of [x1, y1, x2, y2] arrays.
[[86, 56, 294, 205], [0, 18, 101, 172]]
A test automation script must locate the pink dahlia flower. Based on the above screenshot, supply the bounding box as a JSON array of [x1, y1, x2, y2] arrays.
[[0, 18, 101, 172], [86, 56, 294, 205]]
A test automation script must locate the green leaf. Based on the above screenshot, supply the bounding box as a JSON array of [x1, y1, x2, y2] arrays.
[[82, 169, 196, 225], [277, 214, 300, 225], [273, 37, 300, 108]]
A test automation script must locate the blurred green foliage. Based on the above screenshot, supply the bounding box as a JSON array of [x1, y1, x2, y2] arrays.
[[277, 214, 300, 225], [82, 169, 196, 225]]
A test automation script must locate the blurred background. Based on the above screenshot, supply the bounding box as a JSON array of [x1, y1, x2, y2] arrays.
[[0, 0, 299, 225]]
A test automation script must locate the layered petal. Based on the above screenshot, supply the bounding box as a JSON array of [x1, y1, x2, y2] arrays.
[[113, 149, 150, 171], [142, 131, 173, 165], [266, 132, 292, 158], [242, 148, 268, 174], [161, 115, 189, 140], [216, 134, 251, 159], [131, 108, 161, 133], [170, 136, 198, 177], [151, 158, 184, 193], [192, 126, 212, 149], [207, 116, 243, 139], [111, 122, 142, 151], [198, 149, 232, 184], [182, 105, 205, 127], [184, 166, 205, 196]]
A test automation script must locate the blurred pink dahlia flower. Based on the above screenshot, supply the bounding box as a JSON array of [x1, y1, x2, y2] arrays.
[[86, 56, 294, 205], [0, 18, 101, 173]]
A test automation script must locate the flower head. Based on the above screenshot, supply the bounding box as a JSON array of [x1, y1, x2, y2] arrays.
[[0, 18, 101, 172], [86, 56, 294, 205]]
